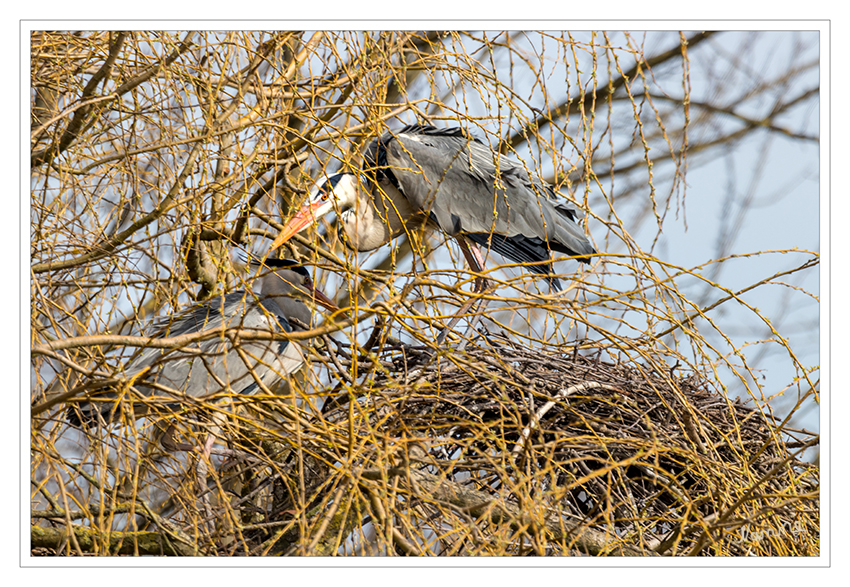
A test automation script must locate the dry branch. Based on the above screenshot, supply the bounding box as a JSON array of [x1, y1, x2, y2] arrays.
[[30, 29, 819, 558]]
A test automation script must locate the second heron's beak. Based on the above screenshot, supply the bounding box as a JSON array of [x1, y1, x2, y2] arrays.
[[307, 282, 339, 313], [270, 194, 334, 251]]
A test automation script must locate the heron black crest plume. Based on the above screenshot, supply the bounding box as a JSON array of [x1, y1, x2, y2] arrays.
[[241, 253, 311, 280]]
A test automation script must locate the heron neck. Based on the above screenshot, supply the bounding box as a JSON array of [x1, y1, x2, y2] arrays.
[[341, 200, 391, 251], [341, 182, 420, 251], [259, 284, 312, 327]]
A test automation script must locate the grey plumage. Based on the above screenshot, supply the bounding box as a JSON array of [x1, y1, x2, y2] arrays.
[[365, 125, 595, 289], [67, 259, 336, 427]]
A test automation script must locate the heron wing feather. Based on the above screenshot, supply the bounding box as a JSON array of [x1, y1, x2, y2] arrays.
[[126, 293, 299, 400], [381, 126, 594, 263]]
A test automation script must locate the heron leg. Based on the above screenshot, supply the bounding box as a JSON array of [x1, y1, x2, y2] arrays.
[[435, 237, 493, 347], [457, 236, 490, 294], [202, 433, 217, 460], [195, 414, 224, 497], [196, 415, 227, 535]]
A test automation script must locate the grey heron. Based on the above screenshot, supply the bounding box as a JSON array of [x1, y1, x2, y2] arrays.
[[67, 258, 338, 430], [269, 125, 595, 293]]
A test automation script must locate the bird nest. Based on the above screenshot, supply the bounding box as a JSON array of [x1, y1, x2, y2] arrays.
[[33, 332, 819, 557], [315, 332, 820, 556]]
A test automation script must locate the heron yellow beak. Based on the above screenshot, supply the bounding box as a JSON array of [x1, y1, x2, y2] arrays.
[[269, 200, 329, 251]]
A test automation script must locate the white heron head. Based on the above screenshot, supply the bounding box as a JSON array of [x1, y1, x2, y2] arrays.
[[269, 173, 360, 251]]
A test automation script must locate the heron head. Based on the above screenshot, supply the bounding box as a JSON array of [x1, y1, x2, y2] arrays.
[[269, 173, 360, 251], [250, 257, 339, 313]]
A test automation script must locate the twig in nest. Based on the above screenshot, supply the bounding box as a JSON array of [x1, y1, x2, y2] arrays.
[[511, 381, 619, 462]]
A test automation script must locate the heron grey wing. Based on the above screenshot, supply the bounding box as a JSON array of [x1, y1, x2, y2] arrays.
[[396, 126, 546, 195], [464, 138, 594, 258], [176, 297, 298, 398], [149, 291, 249, 338], [128, 291, 282, 400], [386, 130, 550, 237], [384, 130, 479, 232], [123, 291, 244, 380], [68, 291, 298, 425], [388, 130, 594, 259]]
